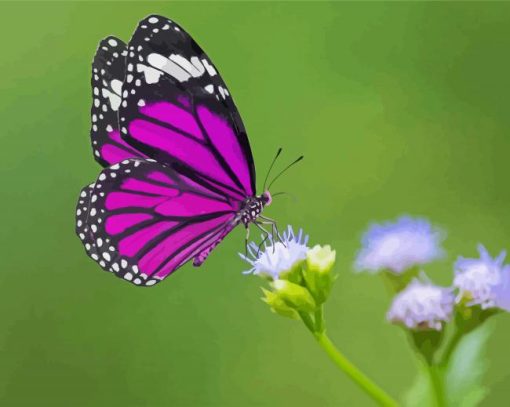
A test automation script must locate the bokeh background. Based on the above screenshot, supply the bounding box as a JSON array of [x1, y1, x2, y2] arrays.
[[2, 1, 510, 406]]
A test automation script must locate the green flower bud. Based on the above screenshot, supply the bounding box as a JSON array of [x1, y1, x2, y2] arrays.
[[303, 245, 336, 304], [271, 279, 316, 313], [306, 245, 336, 273], [278, 259, 305, 284], [261, 288, 299, 319]]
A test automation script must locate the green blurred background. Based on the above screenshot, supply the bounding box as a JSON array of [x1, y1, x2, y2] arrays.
[[1, 1, 510, 406]]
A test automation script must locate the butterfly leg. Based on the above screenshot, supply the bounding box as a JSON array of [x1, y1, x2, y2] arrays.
[[258, 215, 284, 247], [253, 221, 271, 256], [261, 221, 278, 253], [244, 226, 250, 257]]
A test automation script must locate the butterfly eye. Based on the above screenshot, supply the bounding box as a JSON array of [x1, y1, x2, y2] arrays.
[[262, 191, 272, 206]]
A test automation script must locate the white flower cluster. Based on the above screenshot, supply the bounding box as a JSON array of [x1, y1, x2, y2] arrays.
[[241, 225, 337, 320], [240, 226, 309, 280], [387, 279, 454, 330], [454, 245, 510, 311], [355, 216, 444, 274]]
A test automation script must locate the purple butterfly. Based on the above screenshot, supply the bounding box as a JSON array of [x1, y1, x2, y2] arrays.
[[76, 15, 299, 287]]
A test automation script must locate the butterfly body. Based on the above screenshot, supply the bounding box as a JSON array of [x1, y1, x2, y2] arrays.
[[238, 192, 272, 227]]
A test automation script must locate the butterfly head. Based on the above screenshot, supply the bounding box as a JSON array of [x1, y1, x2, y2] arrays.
[[261, 190, 272, 206]]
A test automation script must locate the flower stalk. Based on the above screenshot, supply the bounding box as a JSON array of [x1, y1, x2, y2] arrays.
[[426, 364, 445, 407], [298, 309, 399, 407]]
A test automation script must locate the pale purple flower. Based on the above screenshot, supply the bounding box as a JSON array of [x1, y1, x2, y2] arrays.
[[454, 244, 510, 311], [240, 226, 309, 280], [355, 216, 444, 274], [387, 279, 454, 330]]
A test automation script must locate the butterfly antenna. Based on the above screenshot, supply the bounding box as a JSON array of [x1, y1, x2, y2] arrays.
[[267, 155, 304, 190], [271, 191, 298, 202], [262, 147, 283, 191]]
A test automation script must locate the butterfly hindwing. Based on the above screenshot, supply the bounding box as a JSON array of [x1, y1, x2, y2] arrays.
[[76, 184, 100, 260], [119, 15, 256, 199], [91, 36, 146, 166], [77, 158, 239, 286]]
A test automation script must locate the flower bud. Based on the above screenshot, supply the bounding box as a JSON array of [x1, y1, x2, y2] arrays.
[[278, 259, 305, 284], [261, 288, 299, 319], [271, 279, 316, 313], [303, 245, 336, 304], [307, 245, 336, 273]]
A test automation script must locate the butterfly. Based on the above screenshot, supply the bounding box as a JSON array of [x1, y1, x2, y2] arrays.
[[76, 15, 301, 287]]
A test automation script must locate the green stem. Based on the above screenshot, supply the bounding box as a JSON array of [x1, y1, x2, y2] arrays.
[[427, 364, 445, 407], [315, 306, 325, 333], [439, 329, 463, 367], [440, 308, 496, 367], [299, 313, 399, 407], [315, 332, 399, 407], [298, 311, 315, 332]]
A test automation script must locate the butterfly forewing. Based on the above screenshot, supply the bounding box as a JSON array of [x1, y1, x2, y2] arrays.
[[91, 36, 147, 166], [119, 15, 256, 198]]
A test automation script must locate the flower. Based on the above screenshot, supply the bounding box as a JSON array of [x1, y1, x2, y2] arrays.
[[355, 216, 444, 274], [304, 245, 337, 304], [306, 245, 336, 274], [240, 225, 309, 280], [453, 244, 510, 310], [387, 279, 454, 330]]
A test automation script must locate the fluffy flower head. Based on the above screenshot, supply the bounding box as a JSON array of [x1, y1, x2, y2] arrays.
[[355, 216, 444, 274], [240, 226, 309, 280], [454, 244, 510, 311], [387, 279, 454, 330]]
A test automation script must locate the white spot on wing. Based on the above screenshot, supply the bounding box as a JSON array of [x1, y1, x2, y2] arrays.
[[202, 59, 217, 77], [147, 53, 206, 83], [147, 53, 190, 82], [101, 88, 121, 111], [169, 54, 205, 78], [137, 63, 162, 84], [111, 79, 122, 95]]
